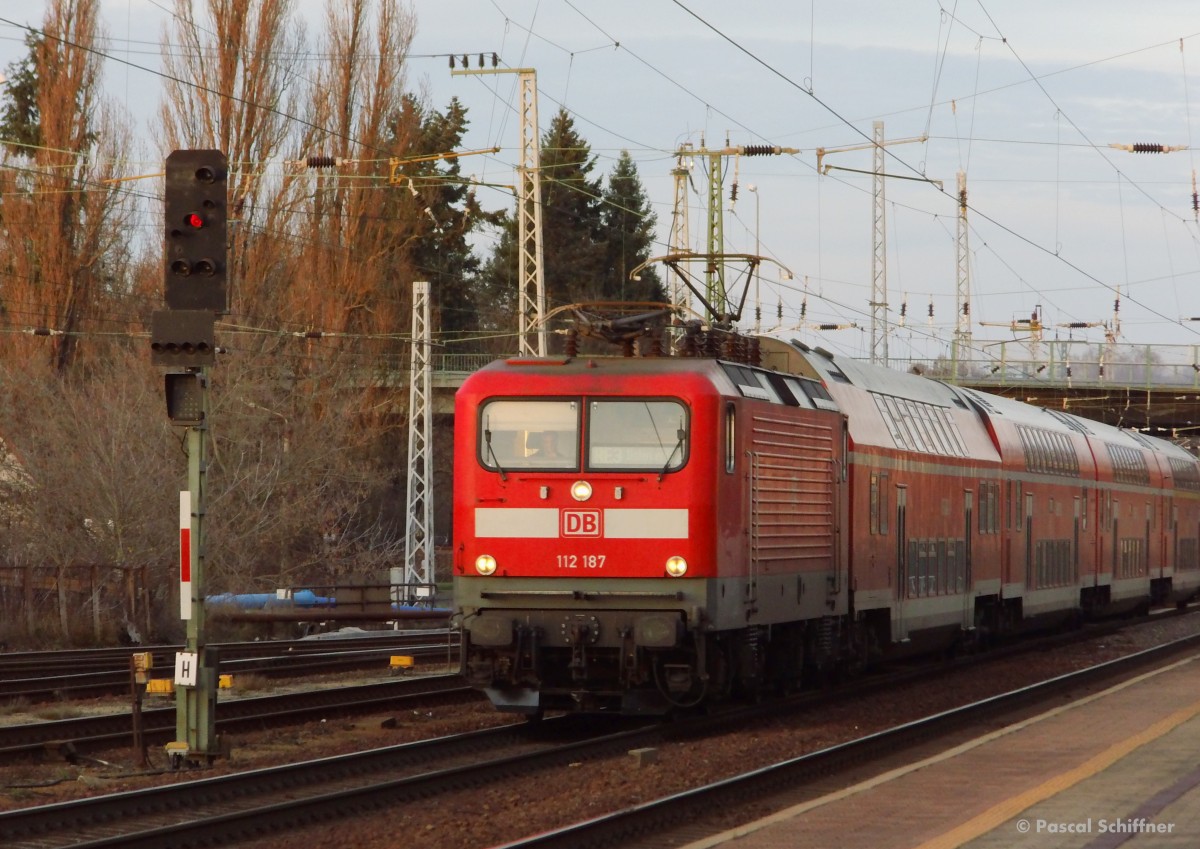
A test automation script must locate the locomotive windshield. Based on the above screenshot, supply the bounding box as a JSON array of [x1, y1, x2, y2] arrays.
[[477, 397, 688, 473], [587, 400, 687, 471], [479, 400, 580, 470]]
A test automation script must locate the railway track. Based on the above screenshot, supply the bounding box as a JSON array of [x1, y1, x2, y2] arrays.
[[0, 631, 457, 701], [0, 611, 1094, 764], [0, 674, 475, 762], [3, 611, 1195, 848], [0, 713, 659, 848]]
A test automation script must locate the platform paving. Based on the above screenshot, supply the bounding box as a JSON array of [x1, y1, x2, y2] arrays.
[[681, 653, 1200, 849]]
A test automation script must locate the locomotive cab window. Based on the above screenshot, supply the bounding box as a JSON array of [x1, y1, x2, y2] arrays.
[[479, 399, 580, 470], [587, 399, 688, 472]]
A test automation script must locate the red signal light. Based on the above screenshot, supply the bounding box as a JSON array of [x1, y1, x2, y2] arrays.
[[184, 212, 204, 229]]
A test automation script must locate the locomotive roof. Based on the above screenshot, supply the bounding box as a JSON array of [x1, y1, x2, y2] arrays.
[[463, 354, 738, 392]]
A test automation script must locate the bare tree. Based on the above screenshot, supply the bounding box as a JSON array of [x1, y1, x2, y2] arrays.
[[199, 349, 408, 591], [273, 1, 420, 344], [0, 0, 136, 371], [150, 0, 424, 599], [0, 351, 180, 642], [156, 0, 423, 379], [157, 0, 305, 323]]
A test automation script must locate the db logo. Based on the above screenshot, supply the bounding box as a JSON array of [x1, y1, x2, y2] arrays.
[[561, 509, 602, 537]]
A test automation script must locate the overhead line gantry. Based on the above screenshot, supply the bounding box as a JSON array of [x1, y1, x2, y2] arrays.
[[647, 138, 798, 329]]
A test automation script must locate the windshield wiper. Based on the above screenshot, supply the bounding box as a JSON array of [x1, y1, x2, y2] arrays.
[[484, 426, 507, 481], [658, 427, 686, 482]]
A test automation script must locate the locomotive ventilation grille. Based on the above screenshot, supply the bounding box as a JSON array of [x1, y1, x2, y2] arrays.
[[747, 413, 836, 565]]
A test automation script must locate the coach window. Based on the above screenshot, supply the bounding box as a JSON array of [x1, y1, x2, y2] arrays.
[[479, 399, 580, 471], [587, 399, 688, 472]]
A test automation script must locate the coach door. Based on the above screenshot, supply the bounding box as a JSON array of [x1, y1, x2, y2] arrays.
[[963, 489, 974, 628], [1171, 499, 1179, 576], [894, 485, 909, 642], [1080, 494, 1089, 587], [1111, 500, 1119, 582], [1024, 492, 1035, 589], [1146, 502, 1156, 580]]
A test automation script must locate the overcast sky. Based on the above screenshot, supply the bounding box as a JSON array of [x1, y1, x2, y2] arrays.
[[3, 1, 1200, 366]]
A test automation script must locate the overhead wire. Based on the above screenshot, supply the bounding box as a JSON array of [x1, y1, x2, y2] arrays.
[[667, 0, 1200, 344], [460, 3, 1200, 362], [5, 7, 1200, 364]]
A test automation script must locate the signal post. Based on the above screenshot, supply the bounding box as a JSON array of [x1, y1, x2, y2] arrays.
[[150, 149, 228, 767]]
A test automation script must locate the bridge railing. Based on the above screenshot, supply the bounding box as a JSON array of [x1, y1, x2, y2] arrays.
[[431, 353, 499, 374], [898, 340, 1200, 390]]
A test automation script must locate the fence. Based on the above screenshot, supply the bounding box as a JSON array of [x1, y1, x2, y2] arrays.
[[0, 564, 151, 644]]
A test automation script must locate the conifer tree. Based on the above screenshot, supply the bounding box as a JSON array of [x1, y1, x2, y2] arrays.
[[538, 108, 608, 306], [395, 96, 502, 345], [479, 108, 635, 348], [601, 150, 665, 304], [0, 33, 42, 155]]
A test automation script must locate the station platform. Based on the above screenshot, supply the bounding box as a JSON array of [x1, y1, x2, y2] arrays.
[[683, 652, 1200, 849]]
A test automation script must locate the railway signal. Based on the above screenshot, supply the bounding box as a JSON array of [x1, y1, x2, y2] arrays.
[[150, 310, 216, 367], [153, 148, 227, 767], [153, 149, 226, 368], [164, 371, 206, 426], [163, 149, 228, 313]]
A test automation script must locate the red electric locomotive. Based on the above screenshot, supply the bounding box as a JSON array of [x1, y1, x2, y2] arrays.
[[452, 335, 1200, 715]]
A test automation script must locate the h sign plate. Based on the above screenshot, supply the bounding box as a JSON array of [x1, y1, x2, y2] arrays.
[[561, 509, 602, 537], [175, 651, 198, 687]]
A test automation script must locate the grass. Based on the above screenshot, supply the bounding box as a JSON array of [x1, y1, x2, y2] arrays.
[[33, 703, 84, 721], [0, 697, 30, 718]]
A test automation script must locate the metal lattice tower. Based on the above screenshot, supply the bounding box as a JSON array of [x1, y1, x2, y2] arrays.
[[399, 280, 434, 604], [953, 171, 972, 378], [516, 70, 546, 356], [685, 141, 797, 323], [817, 123, 930, 365], [668, 149, 692, 314], [870, 121, 888, 366], [453, 66, 545, 356]]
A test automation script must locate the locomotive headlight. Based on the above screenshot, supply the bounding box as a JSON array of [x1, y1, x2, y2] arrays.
[[474, 554, 497, 576], [665, 555, 688, 577], [570, 480, 593, 502]]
